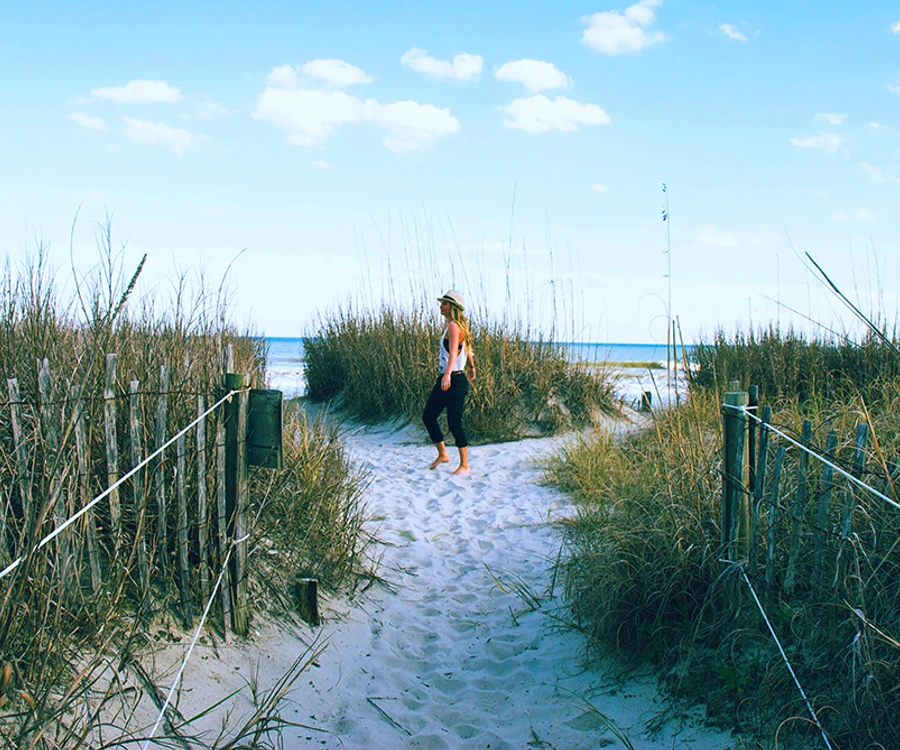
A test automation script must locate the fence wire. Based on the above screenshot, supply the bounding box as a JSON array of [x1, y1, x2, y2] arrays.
[[0, 388, 242, 582], [723, 402, 900, 512]]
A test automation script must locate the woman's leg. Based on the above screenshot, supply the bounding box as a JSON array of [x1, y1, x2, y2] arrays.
[[445, 375, 470, 474], [422, 380, 450, 468]]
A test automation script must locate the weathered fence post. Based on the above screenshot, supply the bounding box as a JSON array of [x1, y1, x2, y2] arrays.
[[197, 396, 210, 603], [224, 372, 250, 636], [129, 380, 151, 615], [836, 423, 867, 598], [814, 430, 838, 589], [748, 385, 759, 499], [72, 383, 102, 593], [722, 386, 750, 560], [784, 420, 812, 595], [749, 403, 771, 575], [7, 379, 34, 542], [103, 354, 122, 551], [39, 360, 72, 594], [216, 416, 233, 639], [765, 445, 787, 610], [155, 365, 169, 586], [176, 433, 193, 625]]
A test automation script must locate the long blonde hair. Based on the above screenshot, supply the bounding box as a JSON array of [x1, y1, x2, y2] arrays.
[[447, 305, 473, 356]]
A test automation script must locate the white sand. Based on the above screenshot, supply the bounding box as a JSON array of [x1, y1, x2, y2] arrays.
[[130, 417, 738, 750]]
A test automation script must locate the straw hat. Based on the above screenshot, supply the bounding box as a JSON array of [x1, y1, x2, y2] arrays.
[[437, 290, 465, 311]]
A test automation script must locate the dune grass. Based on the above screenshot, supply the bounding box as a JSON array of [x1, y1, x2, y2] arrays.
[[547, 329, 900, 749], [304, 300, 617, 443], [0, 239, 369, 747]]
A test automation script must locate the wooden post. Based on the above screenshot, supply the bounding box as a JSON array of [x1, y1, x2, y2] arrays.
[[785, 420, 812, 595], [155, 365, 169, 585], [765, 446, 787, 610], [295, 578, 320, 626], [814, 430, 838, 588], [722, 389, 750, 559], [196, 396, 210, 602], [216, 416, 233, 639], [837, 423, 867, 597], [749, 403, 771, 574], [7, 379, 34, 541], [747, 385, 759, 498], [176, 433, 193, 624], [103, 354, 122, 550], [72, 383, 102, 593], [224, 372, 250, 636], [129, 380, 151, 615], [39, 360, 72, 593]]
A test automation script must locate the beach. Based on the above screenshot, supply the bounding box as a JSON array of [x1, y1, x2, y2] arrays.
[[131, 410, 738, 749]]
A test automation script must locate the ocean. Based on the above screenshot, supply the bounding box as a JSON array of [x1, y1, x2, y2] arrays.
[[264, 337, 692, 406]]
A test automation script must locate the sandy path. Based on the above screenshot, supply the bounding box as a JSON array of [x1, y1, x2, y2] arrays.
[[134, 419, 737, 749], [262, 421, 736, 750]]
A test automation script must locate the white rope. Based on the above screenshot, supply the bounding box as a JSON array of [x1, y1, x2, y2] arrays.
[[739, 570, 835, 750], [723, 403, 900, 512], [0, 388, 241, 582], [141, 533, 249, 750]]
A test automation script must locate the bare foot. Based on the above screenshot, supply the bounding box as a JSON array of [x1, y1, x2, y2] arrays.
[[451, 465, 470, 476], [428, 455, 450, 470]]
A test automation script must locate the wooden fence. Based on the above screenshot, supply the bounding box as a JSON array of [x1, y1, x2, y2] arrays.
[[0, 347, 255, 637], [720, 382, 899, 613]]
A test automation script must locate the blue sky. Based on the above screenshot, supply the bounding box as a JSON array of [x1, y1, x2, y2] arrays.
[[2, 0, 900, 343]]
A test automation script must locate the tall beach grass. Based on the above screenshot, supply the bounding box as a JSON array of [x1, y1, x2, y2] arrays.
[[547, 329, 900, 749], [0, 238, 369, 747]]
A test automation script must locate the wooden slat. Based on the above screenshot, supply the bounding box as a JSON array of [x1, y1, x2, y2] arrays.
[[129, 380, 151, 614], [104, 354, 122, 548], [7, 379, 33, 543], [155, 365, 169, 585], [196, 396, 210, 602], [216, 415, 233, 639], [38, 360, 72, 594], [765, 446, 787, 610], [72, 383, 102, 593], [176, 433, 193, 624]]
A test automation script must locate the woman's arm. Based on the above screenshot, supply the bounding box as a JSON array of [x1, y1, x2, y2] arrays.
[[442, 321, 461, 390], [465, 343, 476, 381]]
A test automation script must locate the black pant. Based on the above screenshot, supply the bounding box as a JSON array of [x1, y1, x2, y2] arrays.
[[422, 373, 469, 448]]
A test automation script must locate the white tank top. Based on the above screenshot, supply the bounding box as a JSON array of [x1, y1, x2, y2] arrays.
[[438, 327, 468, 372]]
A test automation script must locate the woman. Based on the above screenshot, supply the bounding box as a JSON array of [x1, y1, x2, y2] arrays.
[[422, 290, 476, 475]]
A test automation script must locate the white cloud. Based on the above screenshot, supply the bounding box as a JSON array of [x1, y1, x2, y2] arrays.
[[891, 21, 900, 34], [193, 101, 231, 119], [310, 160, 335, 169], [590, 183, 608, 193], [888, 82, 900, 94], [500, 95, 611, 133], [581, 0, 666, 55], [865, 121, 883, 129], [698, 225, 739, 248], [719, 23, 748, 41], [831, 208, 878, 221], [92, 80, 183, 103], [813, 112, 847, 125], [368, 99, 461, 153], [67, 112, 107, 132], [858, 162, 900, 183], [400, 48, 483, 81], [494, 59, 572, 93], [790, 132, 842, 153], [302, 59, 373, 86], [253, 71, 460, 153], [122, 116, 207, 155]]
